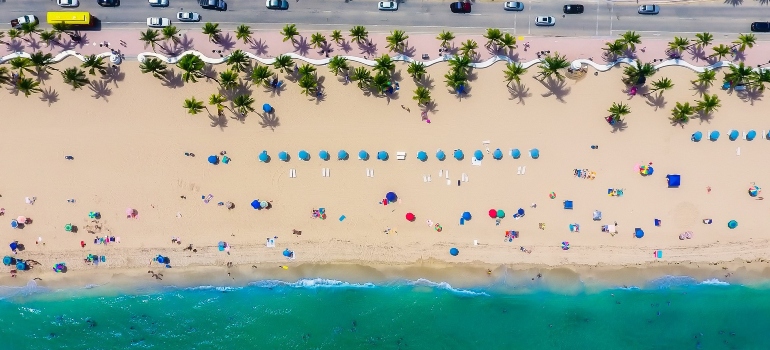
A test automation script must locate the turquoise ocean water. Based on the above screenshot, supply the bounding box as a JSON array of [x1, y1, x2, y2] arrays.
[[2, 276, 770, 349]]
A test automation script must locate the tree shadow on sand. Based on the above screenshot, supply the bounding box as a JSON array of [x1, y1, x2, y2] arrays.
[[209, 110, 228, 130], [416, 76, 434, 89], [508, 82, 531, 105], [539, 77, 570, 102], [610, 119, 628, 133], [39, 86, 59, 106], [89, 80, 112, 101], [258, 112, 280, 130], [645, 93, 667, 111], [162, 69, 184, 88], [690, 83, 710, 97], [250, 38, 269, 56], [694, 110, 715, 124], [738, 87, 763, 105], [201, 65, 218, 82], [102, 66, 125, 87]]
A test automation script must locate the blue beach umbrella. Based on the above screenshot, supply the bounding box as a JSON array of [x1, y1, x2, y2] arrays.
[[251, 200, 261, 209], [417, 151, 428, 161], [728, 220, 738, 229], [635, 228, 644, 238], [208, 155, 219, 164], [258, 150, 269, 162], [338, 150, 349, 160], [493, 149, 503, 160], [9, 242, 18, 251], [462, 212, 472, 220], [691, 131, 702, 142], [386, 192, 397, 202], [278, 151, 288, 162], [729, 129, 739, 141], [377, 151, 389, 160], [511, 149, 521, 159], [449, 247, 459, 256], [436, 149, 446, 161], [474, 150, 484, 160], [16, 261, 27, 271], [3, 256, 12, 266], [10, 220, 18, 229], [530, 148, 540, 159], [454, 149, 464, 160], [283, 248, 292, 257], [747, 130, 757, 141], [709, 130, 720, 141], [358, 150, 369, 160], [319, 150, 330, 161], [766, 131, 770, 140], [262, 103, 273, 113], [298, 150, 310, 161]]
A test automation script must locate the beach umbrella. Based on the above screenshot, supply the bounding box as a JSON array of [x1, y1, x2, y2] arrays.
[[10, 220, 18, 229], [729, 129, 739, 141], [474, 150, 484, 160], [417, 151, 428, 162], [208, 155, 219, 164], [517, 208, 525, 216], [262, 103, 273, 113], [496, 209, 505, 218], [278, 151, 288, 162], [64, 223, 73, 232], [298, 150, 310, 161], [16, 261, 27, 271], [749, 185, 761, 197], [358, 150, 369, 160], [530, 148, 540, 159], [511, 149, 521, 159], [377, 151, 389, 160], [728, 220, 738, 229], [225, 201, 235, 209], [635, 228, 644, 238], [386, 192, 398, 202], [17, 216, 26, 224], [319, 150, 330, 161], [436, 149, 446, 161], [126, 208, 136, 218], [260, 201, 268, 209], [338, 150, 349, 160], [488, 209, 497, 218], [251, 200, 261, 209], [561, 242, 570, 250], [747, 130, 757, 141], [3, 256, 12, 266], [449, 247, 459, 256], [405, 212, 416, 221], [258, 150, 269, 162], [492, 149, 503, 160], [283, 248, 292, 257], [767, 130, 770, 140], [9, 242, 18, 251], [709, 130, 720, 141], [462, 212, 472, 221], [691, 131, 702, 142], [453, 149, 464, 160]]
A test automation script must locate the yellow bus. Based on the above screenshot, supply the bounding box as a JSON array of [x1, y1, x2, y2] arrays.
[[46, 12, 92, 26]]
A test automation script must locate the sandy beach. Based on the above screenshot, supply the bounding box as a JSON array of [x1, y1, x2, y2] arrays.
[[3, 27, 770, 288]]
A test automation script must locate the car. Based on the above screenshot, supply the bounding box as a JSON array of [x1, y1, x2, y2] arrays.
[[535, 16, 555, 26], [378, 1, 398, 11], [10, 15, 38, 29], [450, 2, 471, 13], [147, 17, 170, 28], [637, 5, 660, 15], [503, 1, 524, 11], [148, 0, 169, 7], [751, 21, 770, 32], [266, 0, 289, 10], [200, 0, 227, 10], [98, 0, 120, 6], [177, 12, 201, 22], [563, 4, 584, 14], [57, 0, 79, 7]]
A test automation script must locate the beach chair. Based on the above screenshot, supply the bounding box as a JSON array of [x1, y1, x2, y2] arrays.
[[593, 210, 602, 221], [396, 152, 406, 160], [563, 200, 573, 210]]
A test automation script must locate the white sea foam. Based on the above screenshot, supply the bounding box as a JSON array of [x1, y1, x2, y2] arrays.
[[183, 285, 244, 292], [699, 278, 730, 286], [0, 280, 47, 300], [249, 278, 376, 289], [407, 278, 490, 297]]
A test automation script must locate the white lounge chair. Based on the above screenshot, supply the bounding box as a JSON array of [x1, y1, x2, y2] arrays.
[[396, 152, 406, 160]]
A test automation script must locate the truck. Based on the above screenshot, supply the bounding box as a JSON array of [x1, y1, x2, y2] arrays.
[[199, 0, 227, 11]]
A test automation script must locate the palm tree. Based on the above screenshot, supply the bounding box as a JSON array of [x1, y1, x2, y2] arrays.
[[327, 56, 349, 76], [385, 29, 409, 53], [692, 32, 714, 49], [297, 63, 316, 78], [619, 31, 641, 51], [498, 33, 517, 52], [459, 39, 478, 57], [350, 67, 372, 89], [444, 69, 467, 91], [208, 93, 227, 113], [177, 54, 206, 83], [8, 57, 33, 75], [160, 26, 179, 44], [0, 67, 10, 86], [19, 22, 41, 42], [15, 74, 41, 97], [622, 60, 656, 85], [250, 64, 273, 87], [670, 101, 695, 125], [709, 44, 731, 60], [437, 30, 455, 49], [731, 33, 756, 52], [139, 57, 168, 80], [724, 62, 753, 86], [183, 97, 206, 115], [39, 30, 57, 47], [7, 29, 21, 42], [448, 55, 472, 74], [298, 74, 318, 96], [407, 61, 426, 81], [371, 72, 391, 94], [751, 69, 770, 91], [483, 28, 503, 49], [349, 25, 368, 44], [202, 22, 221, 43], [695, 93, 721, 114], [413, 86, 431, 106], [691, 69, 716, 87], [373, 55, 395, 75], [226, 49, 250, 73], [29, 51, 57, 75], [81, 54, 107, 76], [61, 67, 89, 89], [645, 77, 674, 96], [272, 54, 294, 73], [235, 24, 252, 44], [503, 62, 527, 86], [139, 29, 161, 52], [330, 29, 343, 44], [310, 32, 326, 49], [603, 40, 626, 58], [536, 52, 570, 81], [281, 24, 300, 43], [232, 94, 255, 116], [608, 102, 631, 120], [667, 36, 689, 55], [218, 69, 239, 90]]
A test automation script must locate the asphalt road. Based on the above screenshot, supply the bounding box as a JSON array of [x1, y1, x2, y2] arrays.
[[2, 0, 769, 37]]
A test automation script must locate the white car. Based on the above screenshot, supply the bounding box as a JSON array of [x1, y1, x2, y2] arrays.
[[378, 1, 398, 11], [535, 16, 555, 26], [148, 0, 169, 7], [265, 0, 289, 9], [147, 17, 170, 28], [637, 5, 660, 15], [176, 12, 201, 22], [503, 1, 524, 11], [11, 15, 38, 29], [57, 0, 80, 7]]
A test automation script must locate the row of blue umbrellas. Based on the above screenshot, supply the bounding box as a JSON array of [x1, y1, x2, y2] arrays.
[[692, 130, 762, 142], [258, 149, 540, 162]]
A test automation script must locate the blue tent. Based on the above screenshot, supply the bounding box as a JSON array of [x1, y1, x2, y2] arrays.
[[454, 149, 464, 160], [377, 151, 389, 160], [386, 192, 397, 202], [258, 150, 269, 162], [666, 174, 681, 187], [417, 151, 428, 161], [338, 150, 349, 160], [16, 261, 27, 271], [729, 129, 739, 141], [436, 150, 446, 161], [474, 150, 484, 160], [564, 200, 573, 210], [9, 242, 18, 251], [278, 151, 288, 162], [635, 228, 644, 238], [358, 150, 369, 160], [691, 131, 702, 142], [449, 247, 459, 256], [282, 248, 292, 257], [747, 130, 757, 141], [511, 149, 521, 159], [319, 150, 329, 161], [462, 212, 472, 220], [709, 130, 720, 141], [251, 200, 261, 209], [530, 148, 540, 159], [492, 149, 503, 160], [298, 150, 310, 161], [208, 155, 219, 164], [262, 103, 273, 113], [2, 256, 13, 266]]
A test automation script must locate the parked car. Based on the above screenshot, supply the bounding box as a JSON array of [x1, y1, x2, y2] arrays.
[[10, 15, 38, 29], [751, 21, 770, 32], [637, 5, 660, 15], [57, 0, 79, 7], [200, 0, 227, 10], [563, 4, 584, 14], [450, 2, 471, 13], [147, 17, 170, 28], [535, 16, 555, 26], [148, 0, 169, 7], [266, 0, 289, 9], [98, 0, 120, 6], [503, 1, 524, 11], [177, 12, 201, 22], [378, 1, 398, 11]]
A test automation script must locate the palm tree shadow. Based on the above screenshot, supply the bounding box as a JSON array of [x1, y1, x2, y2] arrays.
[[7, 39, 25, 52], [57, 38, 77, 50], [738, 87, 763, 105], [416, 76, 434, 89], [400, 44, 416, 58], [35, 69, 52, 83], [178, 34, 195, 51], [645, 93, 667, 110], [102, 66, 125, 87], [202, 64, 218, 82], [508, 82, 531, 105], [162, 69, 184, 88], [724, 0, 743, 6], [28, 38, 42, 51], [451, 86, 471, 101], [358, 42, 377, 57], [250, 38, 269, 56], [258, 112, 280, 130], [610, 119, 628, 133], [539, 77, 570, 102], [320, 42, 334, 55], [623, 48, 638, 60], [338, 40, 352, 53], [391, 70, 403, 83], [293, 36, 310, 56], [75, 32, 89, 49], [39, 86, 59, 106], [314, 76, 326, 104], [689, 46, 708, 62], [466, 69, 479, 82], [89, 80, 112, 101], [695, 110, 715, 124], [209, 110, 228, 130], [690, 83, 709, 97], [159, 42, 183, 56], [733, 50, 746, 62], [217, 33, 236, 51], [624, 85, 648, 100]]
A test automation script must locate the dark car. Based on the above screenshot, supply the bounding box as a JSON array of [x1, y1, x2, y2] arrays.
[[450, 2, 471, 13], [563, 4, 584, 14], [200, 0, 227, 11], [98, 0, 120, 6], [751, 22, 770, 32]]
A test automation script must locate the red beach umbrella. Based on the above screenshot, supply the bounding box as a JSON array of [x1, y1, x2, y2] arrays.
[[488, 209, 497, 218], [405, 213, 416, 221], [17, 216, 27, 224]]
